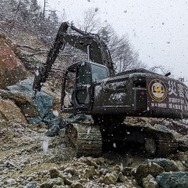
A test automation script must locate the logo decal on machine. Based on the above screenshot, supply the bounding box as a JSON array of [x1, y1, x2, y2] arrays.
[[148, 79, 167, 102]]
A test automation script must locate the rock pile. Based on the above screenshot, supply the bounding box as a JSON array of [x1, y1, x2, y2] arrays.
[[0, 78, 61, 127], [0, 120, 188, 188]]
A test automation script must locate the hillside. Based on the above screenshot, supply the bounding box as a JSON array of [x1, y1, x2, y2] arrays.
[[0, 22, 188, 188]]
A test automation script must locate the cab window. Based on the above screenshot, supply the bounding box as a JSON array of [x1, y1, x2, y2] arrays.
[[91, 64, 109, 82]]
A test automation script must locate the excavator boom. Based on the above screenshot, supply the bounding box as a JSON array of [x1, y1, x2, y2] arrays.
[[33, 22, 115, 91]]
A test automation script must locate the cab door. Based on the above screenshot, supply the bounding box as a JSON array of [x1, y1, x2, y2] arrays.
[[73, 62, 93, 111]]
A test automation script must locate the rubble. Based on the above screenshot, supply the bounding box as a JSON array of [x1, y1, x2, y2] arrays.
[[0, 119, 188, 188]]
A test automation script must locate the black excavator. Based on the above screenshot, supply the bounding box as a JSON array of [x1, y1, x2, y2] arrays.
[[33, 22, 188, 157]]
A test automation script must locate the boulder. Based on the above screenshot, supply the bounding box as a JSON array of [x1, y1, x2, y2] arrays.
[[0, 34, 28, 89], [135, 161, 164, 185], [49, 167, 60, 179], [142, 174, 159, 188], [100, 171, 119, 185], [172, 151, 188, 164], [0, 89, 38, 119], [118, 172, 126, 183], [178, 135, 188, 151], [146, 158, 179, 171], [24, 182, 37, 188], [156, 172, 188, 188], [0, 98, 27, 123], [83, 166, 95, 178]]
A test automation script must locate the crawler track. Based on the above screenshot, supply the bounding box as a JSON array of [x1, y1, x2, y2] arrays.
[[143, 126, 178, 156], [66, 123, 102, 157]]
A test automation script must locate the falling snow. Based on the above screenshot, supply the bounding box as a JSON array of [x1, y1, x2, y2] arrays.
[[53, 110, 59, 117], [42, 138, 49, 153]]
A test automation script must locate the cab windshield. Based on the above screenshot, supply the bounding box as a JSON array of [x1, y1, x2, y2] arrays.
[[91, 64, 109, 82]]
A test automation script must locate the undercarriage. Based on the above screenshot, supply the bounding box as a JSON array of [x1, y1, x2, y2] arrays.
[[65, 117, 186, 157]]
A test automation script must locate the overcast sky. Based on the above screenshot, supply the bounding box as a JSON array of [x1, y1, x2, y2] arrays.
[[38, 0, 188, 81]]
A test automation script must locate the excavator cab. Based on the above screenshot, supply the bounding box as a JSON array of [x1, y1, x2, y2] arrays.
[[61, 61, 109, 113]]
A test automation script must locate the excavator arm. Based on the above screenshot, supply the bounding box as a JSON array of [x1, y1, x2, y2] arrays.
[[33, 22, 115, 92]]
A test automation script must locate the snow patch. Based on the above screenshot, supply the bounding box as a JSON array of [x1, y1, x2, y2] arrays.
[[110, 92, 126, 102], [87, 127, 91, 134], [42, 138, 49, 153], [53, 110, 59, 117], [94, 85, 102, 97]]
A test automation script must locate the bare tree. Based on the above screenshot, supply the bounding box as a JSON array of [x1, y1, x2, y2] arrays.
[[80, 8, 101, 33], [98, 24, 145, 73], [74, 9, 144, 73], [110, 35, 145, 72]]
